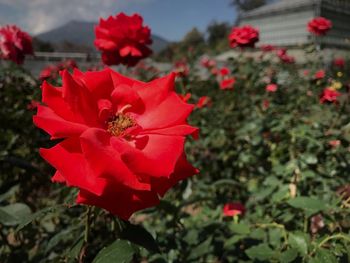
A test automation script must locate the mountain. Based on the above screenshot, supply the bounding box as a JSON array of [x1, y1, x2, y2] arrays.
[[36, 20, 170, 53]]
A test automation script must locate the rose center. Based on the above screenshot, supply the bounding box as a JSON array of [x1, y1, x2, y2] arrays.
[[107, 113, 136, 137]]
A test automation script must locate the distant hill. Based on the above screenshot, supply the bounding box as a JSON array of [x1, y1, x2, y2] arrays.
[[36, 20, 170, 53]]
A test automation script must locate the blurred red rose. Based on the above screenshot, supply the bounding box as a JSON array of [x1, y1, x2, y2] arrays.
[[174, 60, 190, 77], [276, 48, 295, 64], [0, 25, 33, 64], [229, 25, 259, 48], [307, 17, 332, 36], [211, 68, 219, 76], [201, 57, 216, 68], [266, 84, 278, 92], [39, 59, 79, 82], [220, 77, 236, 90], [196, 96, 212, 108], [260, 44, 275, 52], [314, 70, 325, 80], [320, 88, 341, 104], [219, 67, 230, 76], [333, 58, 345, 68], [94, 13, 152, 67], [34, 69, 199, 219], [223, 202, 245, 217]]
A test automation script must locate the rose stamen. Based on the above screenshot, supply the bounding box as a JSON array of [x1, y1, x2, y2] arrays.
[[107, 113, 136, 137]]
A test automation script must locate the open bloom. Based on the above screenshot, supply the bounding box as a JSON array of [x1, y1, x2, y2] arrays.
[[223, 202, 245, 217], [220, 77, 236, 90], [314, 70, 325, 80], [219, 67, 230, 76], [320, 87, 341, 104], [34, 69, 199, 219], [94, 13, 152, 66], [333, 58, 345, 68], [307, 17, 332, 36], [229, 25, 259, 48], [266, 84, 278, 92], [0, 25, 33, 64]]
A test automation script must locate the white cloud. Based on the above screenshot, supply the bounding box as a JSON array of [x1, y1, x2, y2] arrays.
[[0, 0, 155, 34]]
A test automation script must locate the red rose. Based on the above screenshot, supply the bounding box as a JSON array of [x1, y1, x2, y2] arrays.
[[260, 44, 275, 52], [201, 57, 216, 68], [307, 17, 332, 36], [320, 88, 341, 104], [196, 96, 212, 108], [276, 48, 295, 64], [229, 25, 259, 48], [219, 67, 230, 76], [220, 77, 236, 90], [34, 69, 199, 219], [333, 58, 345, 68], [223, 202, 245, 217], [314, 70, 325, 80], [0, 25, 33, 65], [94, 13, 152, 67], [266, 84, 278, 92], [174, 60, 190, 78], [39, 60, 78, 82]]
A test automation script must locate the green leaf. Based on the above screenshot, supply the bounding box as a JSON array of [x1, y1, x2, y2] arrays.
[[0, 208, 18, 226], [341, 122, 350, 142], [224, 235, 244, 248], [269, 228, 282, 247], [46, 225, 82, 253], [229, 223, 250, 235], [280, 248, 298, 263], [16, 204, 63, 232], [0, 203, 31, 226], [188, 237, 213, 260], [287, 197, 326, 214], [183, 229, 199, 245], [120, 221, 159, 252], [66, 236, 84, 262], [314, 248, 338, 263], [288, 232, 308, 256], [245, 244, 275, 261], [92, 240, 138, 263]]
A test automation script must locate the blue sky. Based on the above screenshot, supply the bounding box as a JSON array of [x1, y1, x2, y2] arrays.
[[0, 0, 236, 41]]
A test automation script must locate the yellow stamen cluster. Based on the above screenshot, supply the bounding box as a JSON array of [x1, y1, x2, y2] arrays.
[[107, 113, 135, 137]]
